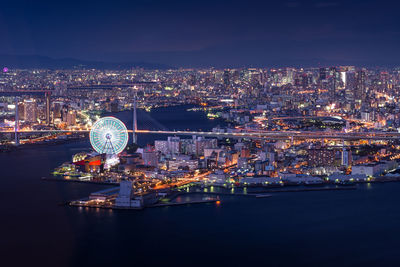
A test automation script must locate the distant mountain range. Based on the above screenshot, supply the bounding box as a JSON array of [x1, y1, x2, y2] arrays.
[[1, 53, 396, 70], [0, 54, 172, 70]]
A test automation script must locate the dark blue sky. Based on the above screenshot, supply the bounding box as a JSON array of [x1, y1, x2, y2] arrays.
[[0, 0, 399, 67]]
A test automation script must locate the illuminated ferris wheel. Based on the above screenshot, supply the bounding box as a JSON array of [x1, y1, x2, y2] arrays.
[[89, 117, 129, 155]]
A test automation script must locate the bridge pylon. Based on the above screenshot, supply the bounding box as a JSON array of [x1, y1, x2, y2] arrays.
[[14, 96, 19, 146], [132, 97, 137, 144]]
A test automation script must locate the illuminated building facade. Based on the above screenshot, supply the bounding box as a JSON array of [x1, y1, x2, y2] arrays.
[[24, 99, 37, 123]]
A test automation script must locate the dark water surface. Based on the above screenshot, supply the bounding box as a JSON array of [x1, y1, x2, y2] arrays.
[[1, 105, 400, 267]]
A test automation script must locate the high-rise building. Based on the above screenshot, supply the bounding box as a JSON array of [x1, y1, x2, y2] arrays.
[[167, 136, 181, 155], [142, 146, 158, 167], [223, 70, 230, 87], [329, 67, 337, 100], [301, 73, 311, 89], [53, 102, 63, 118], [154, 140, 168, 154], [188, 74, 196, 86], [355, 69, 366, 103], [214, 71, 224, 84], [346, 71, 356, 99], [17, 102, 24, 120], [66, 110, 76, 126], [24, 99, 37, 123], [319, 67, 328, 81], [342, 148, 352, 166], [194, 136, 217, 156], [155, 137, 182, 155]]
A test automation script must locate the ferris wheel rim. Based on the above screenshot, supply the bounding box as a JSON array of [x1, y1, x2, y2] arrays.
[[89, 116, 129, 155]]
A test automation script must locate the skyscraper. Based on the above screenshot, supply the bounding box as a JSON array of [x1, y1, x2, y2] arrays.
[[24, 99, 37, 123], [224, 70, 230, 87], [329, 67, 337, 100], [355, 69, 366, 103], [66, 110, 76, 126], [319, 67, 328, 81], [345, 71, 356, 101]]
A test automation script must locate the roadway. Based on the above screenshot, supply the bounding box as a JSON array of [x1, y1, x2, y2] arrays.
[[135, 130, 400, 141], [1, 129, 400, 141]]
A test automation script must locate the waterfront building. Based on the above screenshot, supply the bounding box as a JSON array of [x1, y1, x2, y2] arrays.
[[328, 173, 368, 183], [115, 180, 134, 207], [281, 175, 323, 185], [240, 176, 281, 185], [352, 161, 398, 177], [208, 170, 227, 184], [73, 154, 104, 173]]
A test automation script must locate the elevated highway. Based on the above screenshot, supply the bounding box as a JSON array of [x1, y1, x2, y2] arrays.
[[1, 129, 400, 141]]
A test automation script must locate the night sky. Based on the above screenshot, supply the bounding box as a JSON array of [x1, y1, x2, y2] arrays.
[[0, 0, 399, 67]]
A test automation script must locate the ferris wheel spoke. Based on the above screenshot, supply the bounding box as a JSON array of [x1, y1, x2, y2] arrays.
[[90, 117, 129, 155]]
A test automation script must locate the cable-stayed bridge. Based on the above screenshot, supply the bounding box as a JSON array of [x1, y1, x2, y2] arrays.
[[2, 129, 400, 141], [1, 97, 399, 144]]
